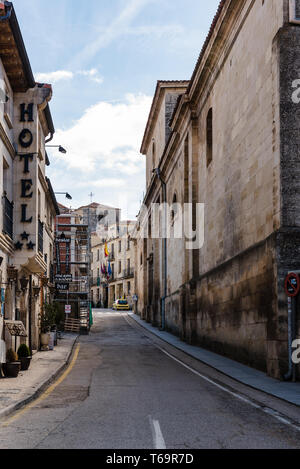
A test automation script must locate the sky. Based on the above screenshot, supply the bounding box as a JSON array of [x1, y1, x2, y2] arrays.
[[12, 0, 220, 219]]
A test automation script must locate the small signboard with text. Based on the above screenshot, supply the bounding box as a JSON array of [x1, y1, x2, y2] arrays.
[[55, 282, 69, 292], [55, 274, 73, 283], [65, 305, 72, 315]]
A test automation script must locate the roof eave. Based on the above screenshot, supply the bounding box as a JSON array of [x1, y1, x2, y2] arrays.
[[0, 1, 35, 91]]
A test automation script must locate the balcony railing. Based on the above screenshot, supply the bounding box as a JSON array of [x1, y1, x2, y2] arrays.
[[3, 196, 13, 239], [38, 220, 44, 254], [123, 268, 134, 279]]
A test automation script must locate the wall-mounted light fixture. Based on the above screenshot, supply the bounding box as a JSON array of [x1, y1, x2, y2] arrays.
[[33, 285, 41, 298], [20, 277, 29, 291], [46, 145, 67, 154]]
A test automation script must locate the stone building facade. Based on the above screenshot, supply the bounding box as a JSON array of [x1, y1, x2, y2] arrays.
[[91, 221, 136, 308], [0, 2, 59, 353], [135, 0, 300, 379]]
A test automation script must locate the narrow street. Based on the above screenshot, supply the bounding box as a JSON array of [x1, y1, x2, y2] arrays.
[[0, 311, 299, 450]]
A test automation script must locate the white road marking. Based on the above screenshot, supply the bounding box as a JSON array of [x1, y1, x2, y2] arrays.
[[149, 416, 166, 449], [124, 315, 300, 434]]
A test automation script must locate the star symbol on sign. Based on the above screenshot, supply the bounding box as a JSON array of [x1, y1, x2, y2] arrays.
[[27, 241, 35, 250], [14, 242, 23, 251], [20, 232, 30, 241]]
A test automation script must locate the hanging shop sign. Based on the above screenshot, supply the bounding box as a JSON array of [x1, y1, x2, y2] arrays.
[[66, 241, 70, 275], [284, 273, 300, 297], [5, 320, 27, 337], [56, 241, 61, 275], [55, 274, 73, 283], [55, 282, 69, 292], [15, 103, 37, 252], [7, 266, 18, 282], [65, 305, 72, 315]]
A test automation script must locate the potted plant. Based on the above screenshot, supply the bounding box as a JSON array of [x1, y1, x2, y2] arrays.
[[40, 303, 57, 350], [17, 344, 32, 371], [2, 349, 21, 378]]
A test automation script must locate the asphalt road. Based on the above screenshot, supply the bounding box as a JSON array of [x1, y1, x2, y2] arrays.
[[0, 310, 299, 449]]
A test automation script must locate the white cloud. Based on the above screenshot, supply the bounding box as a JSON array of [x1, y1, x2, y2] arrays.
[[77, 68, 104, 84], [35, 68, 103, 85], [69, 0, 157, 67], [36, 70, 74, 83], [48, 93, 151, 218], [52, 93, 152, 172]]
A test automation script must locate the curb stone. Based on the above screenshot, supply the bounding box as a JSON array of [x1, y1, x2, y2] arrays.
[[127, 313, 300, 408], [0, 335, 79, 421]]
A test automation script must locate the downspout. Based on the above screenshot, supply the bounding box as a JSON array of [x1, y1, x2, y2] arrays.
[[153, 168, 167, 330], [28, 275, 32, 352], [45, 132, 54, 144], [284, 296, 297, 382]]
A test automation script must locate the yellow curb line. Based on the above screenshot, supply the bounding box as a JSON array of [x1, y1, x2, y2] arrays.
[[1, 344, 81, 428]]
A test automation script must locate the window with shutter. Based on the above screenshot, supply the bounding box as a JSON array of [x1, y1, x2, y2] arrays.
[[290, 0, 300, 24]]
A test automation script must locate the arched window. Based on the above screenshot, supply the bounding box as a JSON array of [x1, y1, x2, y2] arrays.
[[206, 108, 213, 167]]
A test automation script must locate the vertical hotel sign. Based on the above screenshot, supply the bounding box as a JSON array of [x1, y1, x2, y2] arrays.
[[14, 101, 37, 253]]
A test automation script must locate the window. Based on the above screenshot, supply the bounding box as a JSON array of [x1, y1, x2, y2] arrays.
[[38, 190, 41, 218], [3, 79, 13, 129], [206, 108, 213, 167], [152, 140, 156, 169], [171, 193, 178, 223], [97, 249, 100, 261], [127, 282, 131, 294], [140, 253, 143, 265], [290, 0, 300, 23], [127, 259, 131, 275], [119, 241, 122, 253], [118, 261, 122, 274]]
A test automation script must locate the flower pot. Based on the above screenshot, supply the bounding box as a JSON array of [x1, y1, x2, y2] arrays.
[[19, 356, 32, 371], [40, 332, 50, 347], [40, 332, 51, 351], [2, 362, 21, 378]]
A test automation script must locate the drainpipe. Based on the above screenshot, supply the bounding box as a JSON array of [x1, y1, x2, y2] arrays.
[[153, 168, 167, 330], [28, 275, 32, 352], [45, 132, 54, 144], [284, 296, 297, 382]]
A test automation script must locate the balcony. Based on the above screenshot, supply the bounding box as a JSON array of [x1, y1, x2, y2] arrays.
[[123, 268, 134, 279], [3, 196, 13, 239], [38, 220, 44, 254]]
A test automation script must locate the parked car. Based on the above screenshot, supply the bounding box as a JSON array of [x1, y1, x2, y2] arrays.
[[112, 299, 130, 311]]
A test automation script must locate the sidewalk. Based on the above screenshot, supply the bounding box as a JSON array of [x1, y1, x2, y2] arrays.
[[0, 333, 78, 419], [129, 313, 300, 407]]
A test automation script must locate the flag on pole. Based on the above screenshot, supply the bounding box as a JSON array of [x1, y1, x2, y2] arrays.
[[108, 262, 112, 277], [104, 242, 109, 258]]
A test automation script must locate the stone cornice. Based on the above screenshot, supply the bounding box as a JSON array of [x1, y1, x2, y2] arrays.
[[188, 0, 252, 107]]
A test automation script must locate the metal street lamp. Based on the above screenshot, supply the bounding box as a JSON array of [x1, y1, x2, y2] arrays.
[[46, 145, 67, 154], [55, 192, 72, 200]]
